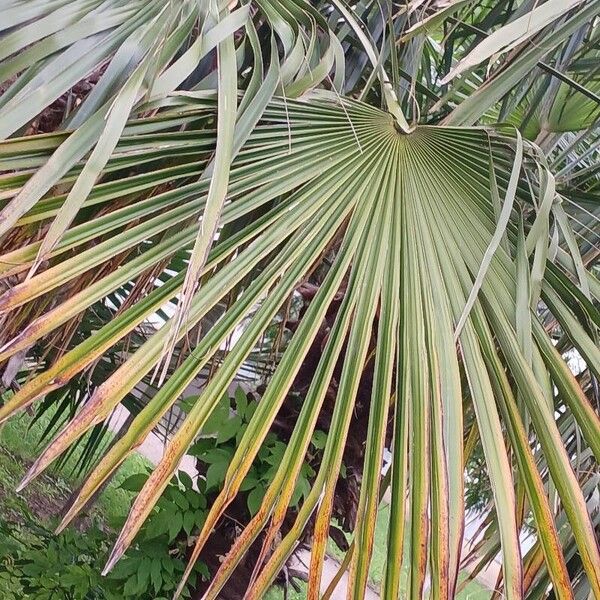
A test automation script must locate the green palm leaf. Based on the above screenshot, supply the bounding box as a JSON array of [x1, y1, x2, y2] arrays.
[[1, 1, 599, 598]]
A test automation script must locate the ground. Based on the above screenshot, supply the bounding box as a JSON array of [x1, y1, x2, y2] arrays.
[[0, 411, 148, 528]]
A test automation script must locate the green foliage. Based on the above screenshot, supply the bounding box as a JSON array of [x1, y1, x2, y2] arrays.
[[111, 470, 209, 598], [0, 398, 315, 599], [0, 514, 109, 600], [0, 473, 208, 600], [0, 413, 206, 600], [464, 443, 492, 513], [187, 387, 319, 516]]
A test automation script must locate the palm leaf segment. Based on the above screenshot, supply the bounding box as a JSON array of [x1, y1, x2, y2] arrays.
[[0, 1, 599, 599]]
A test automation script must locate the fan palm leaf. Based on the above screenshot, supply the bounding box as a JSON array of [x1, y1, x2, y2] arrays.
[[0, 1, 599, 598]]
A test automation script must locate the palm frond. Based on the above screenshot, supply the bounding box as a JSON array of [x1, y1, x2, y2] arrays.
[[1, 1, 599, 598]]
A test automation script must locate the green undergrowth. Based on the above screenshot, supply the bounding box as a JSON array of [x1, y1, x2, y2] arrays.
[[0, 409, 490, 599]]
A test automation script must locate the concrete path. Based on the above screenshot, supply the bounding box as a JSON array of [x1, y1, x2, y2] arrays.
[[107, 405, 198, 478]]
